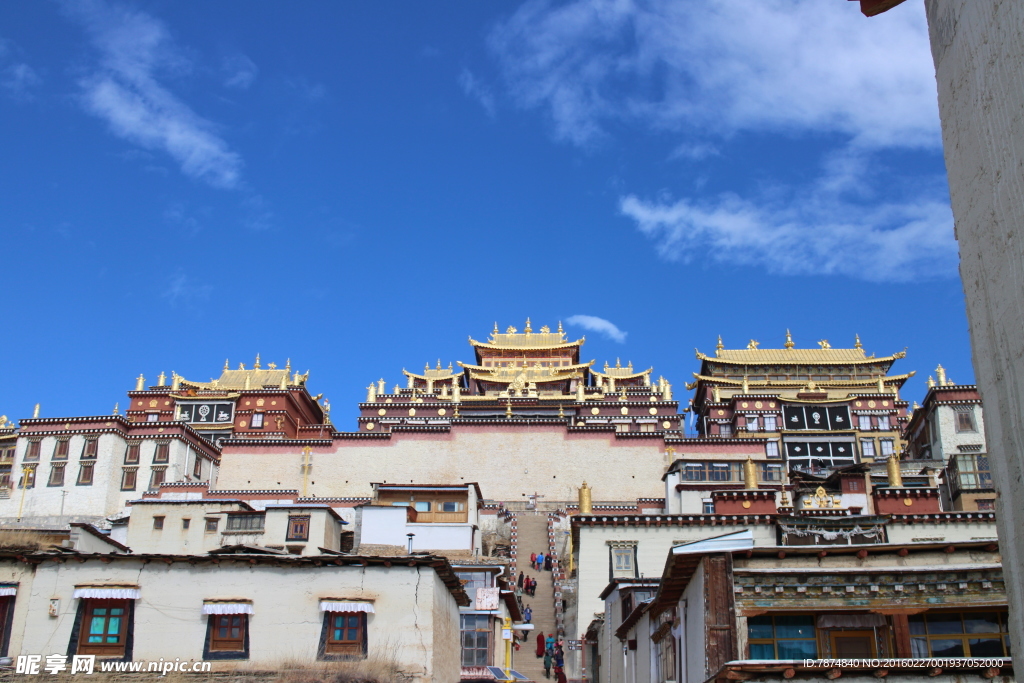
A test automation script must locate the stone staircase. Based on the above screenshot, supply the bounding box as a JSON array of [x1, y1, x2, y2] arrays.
[[512, 512, 559, 681]]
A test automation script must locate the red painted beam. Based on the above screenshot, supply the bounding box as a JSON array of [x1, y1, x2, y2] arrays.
[[851, 0, 911, 17]]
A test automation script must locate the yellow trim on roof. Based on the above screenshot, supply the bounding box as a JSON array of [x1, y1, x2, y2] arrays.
[[694, 348, 906, 365]]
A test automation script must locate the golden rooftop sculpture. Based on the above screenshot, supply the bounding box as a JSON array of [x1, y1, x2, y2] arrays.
[[784, 330, 795, 349], [471, 319, 582, 350]]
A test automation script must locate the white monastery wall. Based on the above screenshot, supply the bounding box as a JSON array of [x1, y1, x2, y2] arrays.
[[218, 425, 671, 503], [926, 0, 1024, 656]]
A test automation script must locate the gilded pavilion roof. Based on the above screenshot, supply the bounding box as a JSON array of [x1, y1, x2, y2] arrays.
[[179, 356, 307, 390], [403, 362, 461, 381], [468, 319, 584, 350], [458, 360, 592, 384], [695, 334, 905, 366], [591, 359, 652, 380]]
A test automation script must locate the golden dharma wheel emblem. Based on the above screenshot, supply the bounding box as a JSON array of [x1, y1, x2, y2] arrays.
[[868, 400, 876, 408], [662, 421, 671, 429], [149, 399, 158, 408], [742, 500, 752, 509], [755, 401, 763, 409], [649, 407, 658, 415], [620, 407, 629, 415], [855, 401, 862, 407], [377, 409, 386, 416], [882, 401, 889, 407], [741, 402, 749, 408], [239, 421, 247, 427], [271, 400, 277, 406], [408, 408, 417, 417], [256, 398, 265, 407], [649, 396, 657, 402], [438, 408, 447, 416], [366, 422, 375, 430], [591, 407, 600, 415], [717, 409, 725, 416], [903, 498, 913, 506]]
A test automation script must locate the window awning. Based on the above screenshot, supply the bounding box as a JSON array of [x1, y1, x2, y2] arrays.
[[73, 586, 140, 600], [319, 600, 374, 613], [0, 586, 17, 597], [202, 601, 254, 615]]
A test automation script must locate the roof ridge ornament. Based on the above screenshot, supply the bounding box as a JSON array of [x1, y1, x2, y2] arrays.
[[716, 335, 724, 352], [784, 330, 795, 349], [254, 354, 261, 370], [854, 334, 863, 349], [746, 339, 759, 350], [817, 339, 831, 349]]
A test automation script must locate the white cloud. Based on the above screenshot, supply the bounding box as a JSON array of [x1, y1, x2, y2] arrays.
[[620, 154, 957, 282], [66, 0, 243, 189], [223, 54, 258, 89], [488, 0, 939, 149], [566, 315, 628, 343], [459, 68, 496, 119], [162, 272, 212, 307]]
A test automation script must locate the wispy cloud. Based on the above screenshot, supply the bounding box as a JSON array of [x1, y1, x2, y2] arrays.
[[488, 0, 938, 149], [620, 152, 957, 282], [162, 271, 212, 307], [65, 0, 243, 189], [459, 68, 496, 119], [567, 315, 627, 343], [222, 53, 258, 90], [0, 39, 42, 101]]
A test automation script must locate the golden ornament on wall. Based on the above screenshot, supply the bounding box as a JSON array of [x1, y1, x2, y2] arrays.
[[257, 398, 265, 407], [240, 421, 247, 427], [742, 402, 749, 408], [149, 399, 158, 408], [137, 401, 143, 406], [377, 409, 386, 416], [903, 498, 913, 506], [649, 407, 658, 415], [591, 407, 600, 415], [882, 401, 889, 407], [662, 421, 671, 429], [868, 400, 876, 408], [438, 408, 447, 416], [408, 408, 417, 417], [717, 410, 725, 416], [620, 407, 629, 415], [742, 500, 752, 509], [366, 422, 375, 430]]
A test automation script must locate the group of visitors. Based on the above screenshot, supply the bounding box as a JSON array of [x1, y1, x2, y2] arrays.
[[516, 570, 539, 596], [535, 631, 566, 682], [530, 551, 554, 572]]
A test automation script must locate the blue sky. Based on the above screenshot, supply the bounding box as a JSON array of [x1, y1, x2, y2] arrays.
[[1, 0, 972, 428]]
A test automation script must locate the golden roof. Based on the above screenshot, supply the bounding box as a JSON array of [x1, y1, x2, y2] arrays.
[[461, 359, 592, 384], [687, 371, 915, 389], [403, 362, 461, 381], [695, 344, 905, 366], [592, 359, 652, 379], [180, 357, 307, 390], [469, 319, 584, 350]]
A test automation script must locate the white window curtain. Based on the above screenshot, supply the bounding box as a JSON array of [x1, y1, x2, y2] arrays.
[[877, 416, 890, 430], [0, 586, 16, 597], [880, 439, 895, 456], [73, 587, 140, 600], [858, 415, 872, 430], [319, 601, 374, 613], [746, 415, 759, 431], [763, 415, 777, 431], [202, 602, 254, 615]]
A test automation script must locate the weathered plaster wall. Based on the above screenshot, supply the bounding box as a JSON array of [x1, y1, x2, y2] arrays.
[[218, 425, 671, 503], [926, 0, 1024, 655], [682, 564, 705, 683], [7, 559, 457, 680]]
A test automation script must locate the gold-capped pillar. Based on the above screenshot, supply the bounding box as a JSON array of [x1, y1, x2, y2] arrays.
[[157, 371, 166, 387], [135, 374, 145, 391], [743, 458, 758, 490], [578, 482, 593, 514], [32, 403, 40, 419], [936, 364, 947, 386], [886, 454, 903, 488]]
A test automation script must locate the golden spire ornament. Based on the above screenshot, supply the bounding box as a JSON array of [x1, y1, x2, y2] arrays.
[[784, 330, 795, 349]]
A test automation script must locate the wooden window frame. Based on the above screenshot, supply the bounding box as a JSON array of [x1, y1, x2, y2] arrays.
[[153, 442, 170, 464], [124, 443, 140, 464], [955, 408, 977, 433], [53, 439, 70, 461], [226, 514, 265, 531], [250, 413, 265, 429], [75, 599, 132, 659], [192, 456, 202, 479], [82, 438, 99, 460], [319, 612, 367, 660], [120, 468, 137, 491], [747, 614, 818, 660], [77, 462, 95, 486], [205, 518, 219, 533], [153, 516, 165, 530], [908, 610, 1009, 657], [149, 467, 166, 490], [48, 463, 66, 487], [25, 440, 41, 462], [287, 515, 311, 542], [204, 614, 249, 659], [459, 613, 490, 667]]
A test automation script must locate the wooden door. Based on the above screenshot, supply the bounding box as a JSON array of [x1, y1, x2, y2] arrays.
[[77, 600, 129, 658], [830, 630, 875, 658]]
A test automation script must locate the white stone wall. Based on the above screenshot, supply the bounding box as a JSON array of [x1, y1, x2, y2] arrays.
[[931, 404, 986, 463], [125, 501, 252, 554], [886, 519, 998, 545], [217, 426, 670, 504], [0, 433, 215, 528], [926, 0, 1024, 657], [8, 557, 460, 679]]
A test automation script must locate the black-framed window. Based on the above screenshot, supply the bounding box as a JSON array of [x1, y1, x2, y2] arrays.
[[120, 468, 137, 491], [909, 611, 1009, 657], [82, 438, 98, 460], [460, 614, 490, 666], [48, 464, 66, 487], [53, 439, 70, 461], [77, 462, 94, 486], [226, 514, 264, 531], [250, 413, 264, 429], [203, 614, 249, 660], [287, 516, 310, 541]]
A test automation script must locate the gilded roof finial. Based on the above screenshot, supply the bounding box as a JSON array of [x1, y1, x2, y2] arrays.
[[280, 373, 288, 390], [615, 358, 621, 368], [436, 359, 442, 370], [854, 334, 862, 349], [747, 339, 759, 350], [135, 374, 145, 392], [784, 330, 794, 349], [286, 358, 292, 372], [33, 403, 40, 419], [267, 362, 277, 370], [224, 359, 230, 371], [927, 376, 936, 388], [171, 372, 181, 391], [525, 318, 532, 334], [112, 403, 119, 416], [558, 320, 564, 334], [425, 362, 430, 372], [817, 339, 831, 349], [936, 364, 947, 386], [627, 361, 633, 371], [157, 371, 166, 387], [716, 335, 724, 351], [254, 354, 261, 370], [493, 321, 499, 335], [912, 401, 920, 411], [239, 362, 245, 370]]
